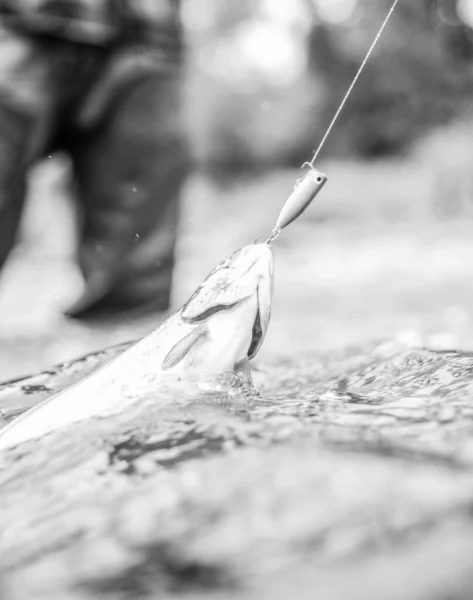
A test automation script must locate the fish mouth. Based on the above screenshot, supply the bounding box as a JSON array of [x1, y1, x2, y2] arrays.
[[183, 296, 266, 360], [180, 243, 273, 359], [183, 302, 237, 324], [248, 307, 263, 359], [247, 267, 272, 359]]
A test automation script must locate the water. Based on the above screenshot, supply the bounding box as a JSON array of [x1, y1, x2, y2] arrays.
[[2, 340, 473, 470], [1, 344, 473, 599]]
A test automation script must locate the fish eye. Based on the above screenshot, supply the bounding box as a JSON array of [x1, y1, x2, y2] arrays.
[[316, 176, 322, 182]]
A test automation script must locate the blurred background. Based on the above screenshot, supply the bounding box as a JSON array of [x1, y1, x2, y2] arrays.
[[2, 0, 473, 379]]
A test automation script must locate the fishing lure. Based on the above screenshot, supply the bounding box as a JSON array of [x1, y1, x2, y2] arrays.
[[266, 166, 328, 245]]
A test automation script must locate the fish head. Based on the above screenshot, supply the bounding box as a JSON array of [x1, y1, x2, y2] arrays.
[[180, 243, 274, 360]]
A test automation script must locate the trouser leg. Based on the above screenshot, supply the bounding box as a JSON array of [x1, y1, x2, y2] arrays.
[[0, 24, 60, 275], [67, 65, 190, 317], [0, 105, 28, 270]]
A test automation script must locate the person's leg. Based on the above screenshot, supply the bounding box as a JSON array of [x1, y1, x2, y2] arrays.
[[0, 24, 60, 273], [66, 54, 190, 317], [0, 105, 28, 269]]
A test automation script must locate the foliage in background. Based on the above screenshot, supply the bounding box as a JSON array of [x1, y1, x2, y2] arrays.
[[182, 0, 473, 174]]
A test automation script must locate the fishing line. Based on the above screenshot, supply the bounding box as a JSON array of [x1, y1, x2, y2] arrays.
[[266, 0, 401, 244], [307, 0, 401, 166]]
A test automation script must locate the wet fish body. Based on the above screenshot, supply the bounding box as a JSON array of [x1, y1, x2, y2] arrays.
[[0, 243, 274, 450]]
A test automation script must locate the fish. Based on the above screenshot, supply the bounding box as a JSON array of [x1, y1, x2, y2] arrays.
[[0, 243, 274, 451]]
